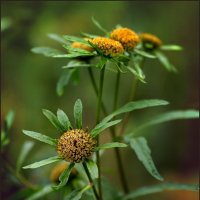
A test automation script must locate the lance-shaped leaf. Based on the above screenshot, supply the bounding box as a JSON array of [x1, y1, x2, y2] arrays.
[[91, 119, 122, 138], [124, 182, 199, 199], [56, 68, 77, 96], [65, 185, 92, 200], [95, 142, 127, 151], [74, 99, 83, 129], [22, 130, 57, 146], [42, 109, 66, 132], [63, 45, 94, 54], [57, 109, 72, 131], [85, 159, 98, 179], [102, 99, 169, 123], [63, 35, 89, 45], [26, 185, 54, 200], [16, 141, 34, 173], [31, 47, 66, 57], [53, 53, 94, 58], [127, 66, 146, 83], [23, 156, 62, 169], [160, 45, 183, 51], [48, 33, 70, 45], [5, 110, 15, 130], [129, 137, 164, 181], [129, 110, 199, 137], [62, 60, 93, 69], [53, 162, 75, 190], [134, 49, 156, 59], [92, 16, 109, 35], [154, 50, 177, 72]]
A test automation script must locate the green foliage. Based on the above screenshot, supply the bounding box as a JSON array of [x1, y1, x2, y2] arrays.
[[73, 99, 83, 129], [91, 16, 109, 36], [129, 137, 164, 181], [22, 130, 57, 146], [85, 159, 98, 179], [48, 33, 70, 45], [1, 17, 12, 31], [124, 183, 199, 199], [134, 49, 156, 59], [57, 109, 72, 130], [160, 45, 183, 51], [53, 163, 75, 190], [95, 142, 127, 150], [63, 35, 89, 45], [62, 60, 93, 69], [23, 156, 62, 169]]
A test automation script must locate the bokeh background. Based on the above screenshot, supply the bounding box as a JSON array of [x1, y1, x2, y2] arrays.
[[1, 1, 199, 200]]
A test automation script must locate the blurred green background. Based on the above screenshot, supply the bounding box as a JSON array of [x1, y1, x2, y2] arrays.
[[1, 1, 199, 200]]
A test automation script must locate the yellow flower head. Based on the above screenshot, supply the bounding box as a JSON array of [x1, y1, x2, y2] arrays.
[[71, 38, 94, 52], [50, 162, 77, 183], [57, 129, 96, 163], [90, 37, 124, 57], [139, 33, 162, 49], [110, 28, 139, 51]]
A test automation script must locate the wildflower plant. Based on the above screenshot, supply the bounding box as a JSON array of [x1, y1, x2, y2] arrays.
[[17, 17, 199, 199]]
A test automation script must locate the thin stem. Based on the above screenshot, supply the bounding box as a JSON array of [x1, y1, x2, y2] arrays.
[[95, 65, 105, 200], [83, 162, 99, 200]]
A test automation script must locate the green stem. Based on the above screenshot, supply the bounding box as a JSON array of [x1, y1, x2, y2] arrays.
[[83, 162, 99, 200], [95, 65, 105, 200]]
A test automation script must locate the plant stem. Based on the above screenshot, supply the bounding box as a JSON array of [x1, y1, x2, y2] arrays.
[[95, 65, 105, 200], [83, 162, 99, 200], [111, 70, 129, 193]]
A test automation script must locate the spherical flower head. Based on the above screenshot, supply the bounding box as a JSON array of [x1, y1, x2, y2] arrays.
[[110, 28, 139, 51], [139, 33, 162, 49], [50, 162, 77, 183], [57, 129, 96, 163], [71, 39, 94, 52], [90, 37, 124, 57]]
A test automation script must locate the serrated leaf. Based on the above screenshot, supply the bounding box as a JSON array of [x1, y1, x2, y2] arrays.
[[65, 185, 92, 200], [22, 130, 57, 146], [26, 185, 54, 200], [95, 142, 127, 151], [42, 109, 66, 132], [56, 68, 77, 96], [23, 156, 62, 169], [63, 35, 89, 45], [91, 119, 122, 138], [102, 99, 169, 123], [134, 49, 156, 59], [57, 109, 72, 131], [48, 33, 70, 45], [85, 159, 98, 179], [31, 47, 66, 57], [62, 60, 93, 69], [73, 99, 83, 129], [160, 45, 183, 51], [131, 110, 199, 136], [91, 16, 109, 35], [16, 141, 34, 173], [129, 137, 164, 181], [124, 182, 199, 199], [154, 50, 177, 72], [53, 162, 75, 190]]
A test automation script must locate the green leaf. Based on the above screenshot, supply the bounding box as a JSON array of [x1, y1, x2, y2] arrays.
[[31, 47, 66, 57], [154, 50, 177, 72], [131, 110, 199, 136], [53, 53, 94, 58], [160, 45, 183, 51], [91, 119, 122, 138], [1, 17, 12, 31], [56, 68, 77, 96], [102, 99, 169, 123], [22, 130, 57, 146], [63, 45, 94, 54], [42, 109, 66, 132], [91, 16, 109, 35], [26, 185, 54, 200], [5, 110, 15, 129], [53, 162, 75, 190], [48, 33, 70, 45], [127, 66, 146, 83], [23, 156, 62, 169], [85, 159, 98, 179], [129, 137, 164, 181], [65, 185, 92, 200], [124, 182, 199, 199], [63, 35, 89, 45], [62, 60, 93, 69], [134, 49, 156, 59], [73, 99, 83, 129], [97, 57, 107, 69], [16, 141, 34, 173], [95, 142, 127, 151], [81, 32, 99, 38], [57, 109, 72, 131]]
